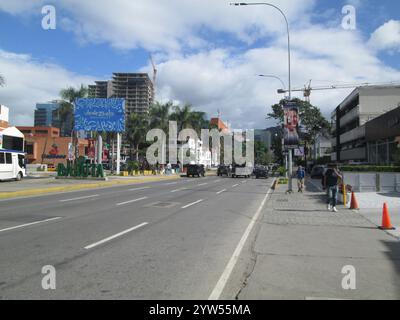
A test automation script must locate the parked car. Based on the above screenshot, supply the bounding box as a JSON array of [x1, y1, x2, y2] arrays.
[[310, 165, 326, 179], [254, 165, 269, 179], [217, 165, 229, 176], [187, 164, 205, 178]]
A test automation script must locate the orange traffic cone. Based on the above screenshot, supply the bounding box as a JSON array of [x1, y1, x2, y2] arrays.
[[350, 192, 359, 210], [379, 203, 396, 230]]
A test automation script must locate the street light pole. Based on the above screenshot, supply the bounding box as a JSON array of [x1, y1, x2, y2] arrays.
[[231, 3, 291, 99], [232, 2, 293, 192], [258, 74, 286, 92]]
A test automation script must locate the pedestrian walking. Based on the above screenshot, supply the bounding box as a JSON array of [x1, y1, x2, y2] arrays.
[[296, 166, 305, 193], [166, 162, 172, 175], [323, 163, 343, 212]]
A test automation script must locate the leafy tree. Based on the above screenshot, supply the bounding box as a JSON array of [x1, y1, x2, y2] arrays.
[[267, 98, 330, 161], [255, 141, 273, 165]]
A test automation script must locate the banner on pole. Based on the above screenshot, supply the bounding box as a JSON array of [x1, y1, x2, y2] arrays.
[[283, 101, 300, 149]]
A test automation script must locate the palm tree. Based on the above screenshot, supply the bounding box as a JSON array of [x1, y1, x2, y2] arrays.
[[149, 101, 172, 132], [58, 85, 88, 136], [126, 112, 149, 162], [190, 111, 208, 135], [60, 84, 88, 104], [170, 104, 194, 132]]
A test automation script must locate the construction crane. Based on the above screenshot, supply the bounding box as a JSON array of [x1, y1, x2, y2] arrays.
[[149, 54, 157, 98], [277, 80, 400, 102]]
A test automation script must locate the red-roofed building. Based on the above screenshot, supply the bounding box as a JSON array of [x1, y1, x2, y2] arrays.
[[210, 117, 229, 133]]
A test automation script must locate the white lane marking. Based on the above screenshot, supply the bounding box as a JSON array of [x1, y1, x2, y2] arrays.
[[214, 180, 221, 183], [59, 195, 99, 202], [128, 187, 151, 191], [209, 179, 275, 300], [84, 222, 148, 250], [216, 189, 226, 195], [116, 197, 148, 206], [165, 182, 178, 186], [182, 199, 204, 209], [0, 217, 62, 233], [171, 188, 187, 193], [232, 184, 239, 188], [198, 183, 208, 187], [241, 180, 247, 183]]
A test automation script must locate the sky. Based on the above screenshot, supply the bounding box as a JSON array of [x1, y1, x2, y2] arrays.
[[0, 0, 399, 129]]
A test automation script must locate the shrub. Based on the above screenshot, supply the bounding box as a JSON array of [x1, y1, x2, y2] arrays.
[[127, 161, 139, 173], [277, 166, 287, 177]]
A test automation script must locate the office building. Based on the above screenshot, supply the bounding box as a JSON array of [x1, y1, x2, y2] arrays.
[[312, 131, 332, 160], [365, 106, 400, 165], [331, 85, 400, 163], [34, 102, 61, 127]]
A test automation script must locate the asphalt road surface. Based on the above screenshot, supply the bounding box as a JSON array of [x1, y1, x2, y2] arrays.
[[0, 175, 273, 299]]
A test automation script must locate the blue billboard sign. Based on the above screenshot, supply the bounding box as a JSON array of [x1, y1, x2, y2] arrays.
[[74, 98, 125, 132]]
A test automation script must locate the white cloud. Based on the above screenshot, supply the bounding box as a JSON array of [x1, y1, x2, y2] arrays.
[[0, 50, 95, 126], [1, 0, 316, 52], [368, 20, 400, 53], [144, 32, 400, 129], [0, 0, 400, 129]]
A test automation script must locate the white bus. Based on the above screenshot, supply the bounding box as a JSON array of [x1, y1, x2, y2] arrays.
[[0, 149, 27, 181]]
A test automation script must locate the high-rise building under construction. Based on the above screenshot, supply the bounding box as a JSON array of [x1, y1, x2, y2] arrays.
[[88, 73, 154, 116]]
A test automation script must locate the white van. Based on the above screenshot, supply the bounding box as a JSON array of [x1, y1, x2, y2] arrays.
[[0, 150, 27, 181]]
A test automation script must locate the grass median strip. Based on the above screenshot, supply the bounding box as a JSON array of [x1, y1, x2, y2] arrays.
[[84, 222, 149, 250]]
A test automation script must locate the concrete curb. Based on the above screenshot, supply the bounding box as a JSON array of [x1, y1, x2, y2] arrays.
[[0, 175, 180, 200]]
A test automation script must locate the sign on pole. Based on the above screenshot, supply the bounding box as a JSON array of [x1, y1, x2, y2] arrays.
[[294, 146, 305, 157], [283, 101, 300, 149], [74, 98, 125, 132]]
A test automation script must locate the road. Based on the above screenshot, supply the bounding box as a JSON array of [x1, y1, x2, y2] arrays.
[[0, 175, 273, 299]]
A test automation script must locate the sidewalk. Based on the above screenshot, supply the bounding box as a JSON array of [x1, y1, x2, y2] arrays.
[[0, 174, 180, 200], [237, 179, 400, 300], [354, 192, 400, 239]]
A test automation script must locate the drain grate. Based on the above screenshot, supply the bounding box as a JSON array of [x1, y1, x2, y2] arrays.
[[144, 202, 179, 209]]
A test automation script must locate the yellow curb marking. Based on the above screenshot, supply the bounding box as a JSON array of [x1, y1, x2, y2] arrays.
[[0, 176, 180, 200]]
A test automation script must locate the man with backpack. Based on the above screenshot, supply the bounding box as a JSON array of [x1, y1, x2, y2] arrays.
[[323, 164, 343, 213]]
